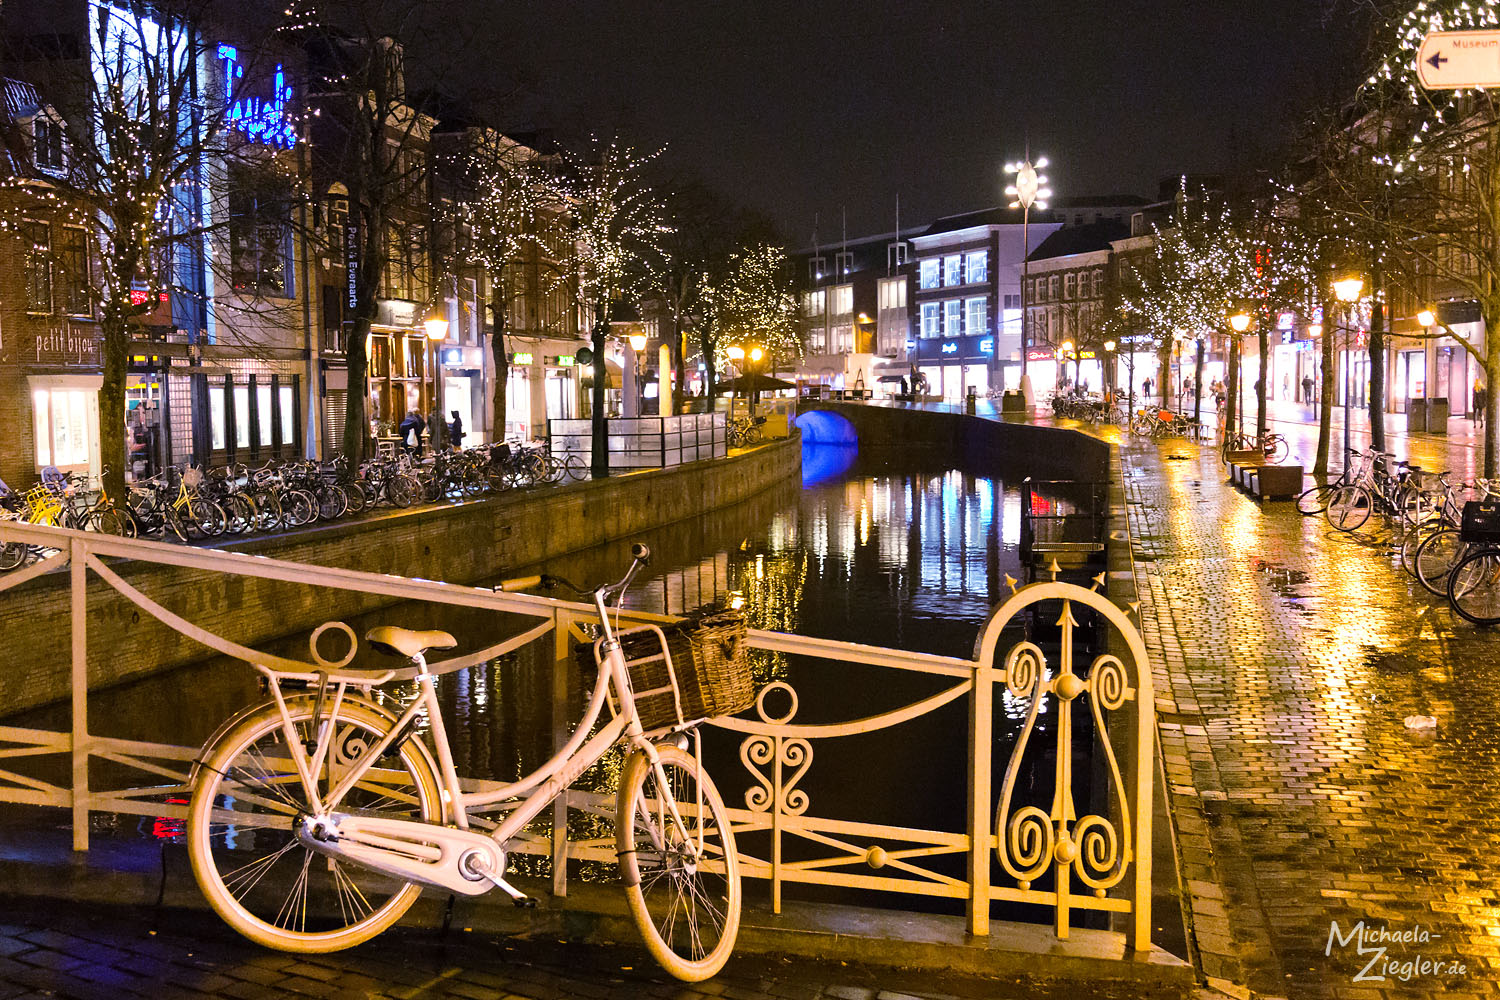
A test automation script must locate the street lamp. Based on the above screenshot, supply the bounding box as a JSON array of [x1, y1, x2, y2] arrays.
[[1227, 309, 1253, 440], [1104, 340, 1117, 401], [1334, 274, 1365, 467], [1061, 340, 1075, 389], [1006, 153, 1053, 410], [1416, 308, 1437, 431], [629, 332, 648, 415]]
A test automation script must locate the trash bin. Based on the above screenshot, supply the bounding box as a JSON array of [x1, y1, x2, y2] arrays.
[[1429, 397, 1450, 434], [1001, 391, 1026, 414], [1408, 398, 1428, 433], [965, 386, 978, 415]]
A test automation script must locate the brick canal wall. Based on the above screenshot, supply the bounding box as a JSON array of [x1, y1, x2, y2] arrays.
[[0, 435, 801, 712], [796, 401, 1110, 481]]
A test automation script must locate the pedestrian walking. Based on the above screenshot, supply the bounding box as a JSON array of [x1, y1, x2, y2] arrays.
[[1477, 380, 1488, 427], [1143, 376, 1153, 399], [399, 409, 425, 455], [449, 410, 465, 449], [1302, 375, 1314, 404]]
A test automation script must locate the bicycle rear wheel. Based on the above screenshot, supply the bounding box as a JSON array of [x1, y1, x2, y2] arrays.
[[188, 701, 441, 953], [1448, 548, 1500, 626], [616, 745, 740, 982]]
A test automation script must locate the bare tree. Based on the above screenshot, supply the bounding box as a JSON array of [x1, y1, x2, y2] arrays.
[[0, 0, 291, 498]]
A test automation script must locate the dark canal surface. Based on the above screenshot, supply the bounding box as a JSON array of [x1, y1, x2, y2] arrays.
[[11, 440, 1093, 920]]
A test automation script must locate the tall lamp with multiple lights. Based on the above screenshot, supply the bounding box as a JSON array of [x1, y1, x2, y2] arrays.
[[1005, 155, 1052, 409], [423, 308, 449, 440], [1332, 275, 1365, 466]]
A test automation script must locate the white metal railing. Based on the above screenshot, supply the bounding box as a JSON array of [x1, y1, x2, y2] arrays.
[[0, 520, 1154, 951]]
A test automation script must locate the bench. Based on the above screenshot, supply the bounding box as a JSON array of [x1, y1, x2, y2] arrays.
[[1227, 455, 1303, 501], [1249, 464, 1304, 500]]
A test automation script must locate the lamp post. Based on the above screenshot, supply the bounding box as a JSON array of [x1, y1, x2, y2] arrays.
[[749, 346, 765, 406], [629, 332, 648, 416], [1333, 275, 1365, 466], [1006, 154, 1052, 410], [1417, 307, 1436, 431], [1193, 334, 1205, 426], [1060, 340, 1076, 389], [1229, 308, 1253, 441], [423, 310, 449, 446], [1104, 339, 1117, 401], [727, 344, 745, 414]]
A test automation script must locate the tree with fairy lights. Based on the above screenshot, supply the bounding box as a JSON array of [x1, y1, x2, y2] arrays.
[[0, 1, 296, 500], [554, 138, 668, 478], [714, 244, 802, 378], [447, 135, 564, 441], [1318, 0, 1500, 474], [1122, 195, 1317, 439]]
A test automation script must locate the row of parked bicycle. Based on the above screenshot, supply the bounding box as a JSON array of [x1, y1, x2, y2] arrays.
[[0, 440, 590, 569], [1050, 391, 1296, 462], [1297, 447, 1500, 626]]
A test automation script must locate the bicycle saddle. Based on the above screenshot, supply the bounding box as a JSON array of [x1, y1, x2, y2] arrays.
[[366, 626, 457, 660]]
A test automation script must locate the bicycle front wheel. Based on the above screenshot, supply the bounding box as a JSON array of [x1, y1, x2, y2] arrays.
[[1416, 528, 1465, 597], [1296, 483, 1338, 516], [1326, 485, 1372, 532], [188, 701, 442, 953], [617, 745, 741, 982], [1448, 548, 1500, 626]]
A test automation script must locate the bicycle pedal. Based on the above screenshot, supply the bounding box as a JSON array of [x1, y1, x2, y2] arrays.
[[513, 896, 538, 909]]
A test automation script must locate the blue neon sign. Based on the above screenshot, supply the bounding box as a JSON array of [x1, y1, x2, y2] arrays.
[[979, 338, 994, 354], [941, 342, 958, 354], [219, 44, 297, 149]]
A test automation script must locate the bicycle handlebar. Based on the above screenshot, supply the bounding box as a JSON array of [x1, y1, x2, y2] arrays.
[[493, 543, 653, 601]]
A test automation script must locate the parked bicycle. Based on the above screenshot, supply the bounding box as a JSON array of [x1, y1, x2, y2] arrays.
[[187, 544, 746, 980]]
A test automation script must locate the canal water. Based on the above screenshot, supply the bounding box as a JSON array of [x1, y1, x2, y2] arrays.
[[13, 440, 1091, 921]]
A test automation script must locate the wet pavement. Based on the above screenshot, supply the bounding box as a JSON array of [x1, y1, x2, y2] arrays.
[[1110, 414, 1500, 998], [0, 894, 1202, 1000]]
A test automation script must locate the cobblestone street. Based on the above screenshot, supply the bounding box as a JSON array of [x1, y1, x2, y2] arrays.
[[1120, 418, 1500, 999], [0, 894, 1199, 1000]]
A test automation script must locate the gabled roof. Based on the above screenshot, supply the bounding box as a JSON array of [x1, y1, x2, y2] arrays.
[[1028, 220, 1131, 261]]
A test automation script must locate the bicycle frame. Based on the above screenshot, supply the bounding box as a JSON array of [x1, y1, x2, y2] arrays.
[[248, 563, 701, 886]]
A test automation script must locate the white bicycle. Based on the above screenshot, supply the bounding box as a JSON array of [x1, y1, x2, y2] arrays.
[[186, 543, 743, 981]]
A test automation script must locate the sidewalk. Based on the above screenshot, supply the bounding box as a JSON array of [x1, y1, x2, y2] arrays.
[[1117, 426, 1500, 999]]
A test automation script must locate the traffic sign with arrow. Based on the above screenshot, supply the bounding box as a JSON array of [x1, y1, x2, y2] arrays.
[[1418, 30, 1500, 89]]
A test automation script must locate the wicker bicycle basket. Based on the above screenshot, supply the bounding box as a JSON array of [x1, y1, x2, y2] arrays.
[[579, 610, 755, 732]]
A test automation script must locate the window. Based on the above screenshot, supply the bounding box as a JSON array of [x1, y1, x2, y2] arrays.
[[920, 302, 940, 338], [803, 289, 825, 316], [1003, 293, 1021, 310], [808, 256, 826, 282], [965, 297, 987, 336], [57, 226, 89, 315], [324, 196, 348, 256], [1048, 275, 1059, 299], [229, 167, 290, 296], [878, 277, 906, 311], [257, 383, 274, 447], [1064, 274, 1075, 300], [1028, 278, 1039, 302], [280, 384, 296, 443], [32, 386, 96, 469], [1093, 269, 1104, 297], [408, 225, 429, 300], [943, 255, 961, 286], [33, 116, 65, 173], [835, 251, 853, 276], [919, 259, 940, 290], [384, 224, 411, 299], [887, 241, 908, 269], [964, 251, 987, 284], [22, 221, 50, 313], [830, 284, 853, 316], [944, 299, 961, 336]]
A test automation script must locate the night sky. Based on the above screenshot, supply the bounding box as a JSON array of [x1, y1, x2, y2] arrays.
[[430, 0, 1365, 243]]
